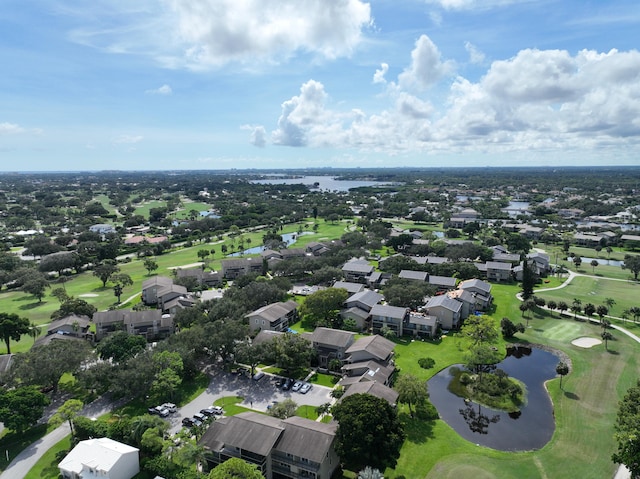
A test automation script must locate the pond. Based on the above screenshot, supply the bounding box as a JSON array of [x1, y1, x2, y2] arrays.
[[427, 346, 559, 451], [569, 256, 624, 267], [250, 175, 395, 192], [228, 231, 312, 257]]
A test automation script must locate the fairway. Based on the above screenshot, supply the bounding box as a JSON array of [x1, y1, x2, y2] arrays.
[[540, 321, 584, 342]]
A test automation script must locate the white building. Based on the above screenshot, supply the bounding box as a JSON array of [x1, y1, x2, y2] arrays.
[[59, 437, 140, 479]]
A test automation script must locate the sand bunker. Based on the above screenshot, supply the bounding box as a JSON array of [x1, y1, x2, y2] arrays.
[[571, 337, 602, 348], [79, 293, 99, 298]]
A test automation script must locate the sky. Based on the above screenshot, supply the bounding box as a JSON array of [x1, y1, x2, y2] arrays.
[[1, 0, 640, 172]]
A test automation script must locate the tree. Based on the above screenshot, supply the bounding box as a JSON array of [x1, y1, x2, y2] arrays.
[[395, 374, 429, 418], [8, 340, 92, 393], [546, 300, 557, 315], [266, 332, 313, 375], [268, 398, 298, 419], [209, 457, 265, 479], [461, 315, 499, 345], [605, 297, 616, 312], [151, 350, 184, 402], [51, 298, 97, 320], [573, 256, 582, 270], [144, 258, 159, 276], [22, 273, 49, 302], [38, 251, 78, 277], [602, 330, 613, 351], [596, 305, 609, 325], [584, 303, 596, 319], [111, 273, 133, 304], [556, 361, 569, 390], [197, 249, 210, 262], [49, 399, 83, 435], [96, 331, 147, 362], [0, 312, 30, 354], [93, 261, 119, 288], [464, 344, 502, 382], [299, 288, 349, 327], [500, 317, 525, 339], [622, 255, 640, 280], [571, 298, 582, 319], [358, 467, 385, 479], [557, 301, 569, 316], [332, 393, 405, 472], [520, 259, 536, 300], [613, 380, 640, 476], [0, 386, 50, 432]]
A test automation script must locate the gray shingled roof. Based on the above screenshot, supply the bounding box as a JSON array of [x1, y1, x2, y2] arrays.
[[346, 334, 395, 361], [245, 300, 299, 323], [311, 327, 355, 348]]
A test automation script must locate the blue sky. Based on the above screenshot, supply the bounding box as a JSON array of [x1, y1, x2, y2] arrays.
[[1, 0, 639, 171]]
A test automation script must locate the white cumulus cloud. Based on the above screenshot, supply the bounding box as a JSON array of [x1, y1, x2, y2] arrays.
[[373, 63, 389, 84], [146, 84, 172, 95], [398, 35, 454, 90]]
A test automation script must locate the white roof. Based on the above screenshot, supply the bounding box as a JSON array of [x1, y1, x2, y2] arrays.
[[59, 437, 138, 475]]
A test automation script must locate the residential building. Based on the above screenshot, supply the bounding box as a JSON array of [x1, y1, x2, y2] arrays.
[[424, 295, 462, 330], [246, 300, 299, 333], [345, 334, 395, 365], [340, 380, 399, 406], [341, 260, 374, 283], [59, 437, 139, 479], [404, 312, 438, 338], [93, 310, 173, 341], [484, 261, 513, 282], [369, 304, 409, 336], [141, 276, 174, 305], [308, 327, 356, 368], [221, 257, 263, 279], [199, 412, 339, 479]]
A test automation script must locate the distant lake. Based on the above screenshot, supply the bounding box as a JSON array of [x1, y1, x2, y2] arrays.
[[250, 175, 395, 192], [502, 201, 530, 217], [228, 231, 312, 257]]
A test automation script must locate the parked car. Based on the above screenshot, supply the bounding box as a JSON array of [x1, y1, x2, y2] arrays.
[[200, 407, 215, 417], [162, 403, 177, 413], [292, 381, 303, 392], [181, 417, 194, 427], [147, 407, 159, 415], [282, 378, 294, 391], [252, 371, 265, 381], [299, 383, 312, 394], [274, 377, 285, 388], [193, 412, 207, 423], [211, 406, 224, 415]]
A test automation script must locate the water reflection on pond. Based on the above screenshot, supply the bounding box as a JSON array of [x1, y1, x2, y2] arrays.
[[427, 346, 558, 451]]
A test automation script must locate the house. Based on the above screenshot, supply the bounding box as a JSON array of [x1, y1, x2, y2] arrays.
[[59, 437, 139, 479], [344, 290, 383, 313], [428, 274, 457, 291], [345, 334, 395, 365], [175, 268, 222, 288], [38, 314, 93, 344], [457, 278, 493, 310], [341, 260, 374, 283], [306, 241, 331, 256], [89, 224, 116, 235], [246, 300, 299, 333], [484, 261, 513, 282], [398, 270, 428, 282], [340, 380, 399, 406], [308, 327, 356, 368], [199, 412, 339, 479], [332, 281, 365, 294], [220, 257, 263, 279], [369, 304, 409, 337], [341, 359, 395, 386], [404, 312, 439, 338], [424, 295, 462, 330], [141, 276, 174, 305], [93, 310, 173, 341]]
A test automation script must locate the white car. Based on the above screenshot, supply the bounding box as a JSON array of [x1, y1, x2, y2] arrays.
[[292, 381, 303, 392], [162, 403, 177, 413], [299, 383, 312, 394]]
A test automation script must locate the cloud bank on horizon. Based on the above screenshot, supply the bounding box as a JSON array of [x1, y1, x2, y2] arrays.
[[1, 0, 639, 170]]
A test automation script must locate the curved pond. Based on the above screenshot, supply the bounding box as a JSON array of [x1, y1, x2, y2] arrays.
[[427, 346, 558, 451]]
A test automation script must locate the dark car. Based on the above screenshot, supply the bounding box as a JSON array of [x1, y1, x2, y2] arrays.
[[282, 378, 294, 391], [181, 417, 194, 427], [274, 377, 285, 388], [200, 407, 216, 417]]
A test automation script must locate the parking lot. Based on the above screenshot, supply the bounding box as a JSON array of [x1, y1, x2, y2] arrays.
[[167, 369, 334, 434]]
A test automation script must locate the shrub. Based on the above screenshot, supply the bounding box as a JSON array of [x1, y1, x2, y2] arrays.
[[418, 357, 435, 369]]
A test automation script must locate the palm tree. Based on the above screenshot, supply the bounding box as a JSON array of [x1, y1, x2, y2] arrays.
[[596, 305, 609, 325], [602, 330, 613, 351], [591, 259, 599, 273], [556, 361, 569, 390], [558, 301, 569, 317], [604, 297, 616, 312], [572, 298, 582, 319], [28, 322, 40, 343]]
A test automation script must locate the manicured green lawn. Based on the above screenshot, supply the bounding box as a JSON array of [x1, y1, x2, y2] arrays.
[[24, 435, 70, 479]]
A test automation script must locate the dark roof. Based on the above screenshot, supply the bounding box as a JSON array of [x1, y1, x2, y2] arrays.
[[311, 327, 355, 349], [245, 300, 299, 323], [398, 270, 428, 281], [200, 412, 283, 457], [346, 334, 395, 361], [346, 290, 383, 308], [342, 382, 399, 406], [278, 416, 336, 463], [141, 275, 173, 290], [369, 304, 408, 320]]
